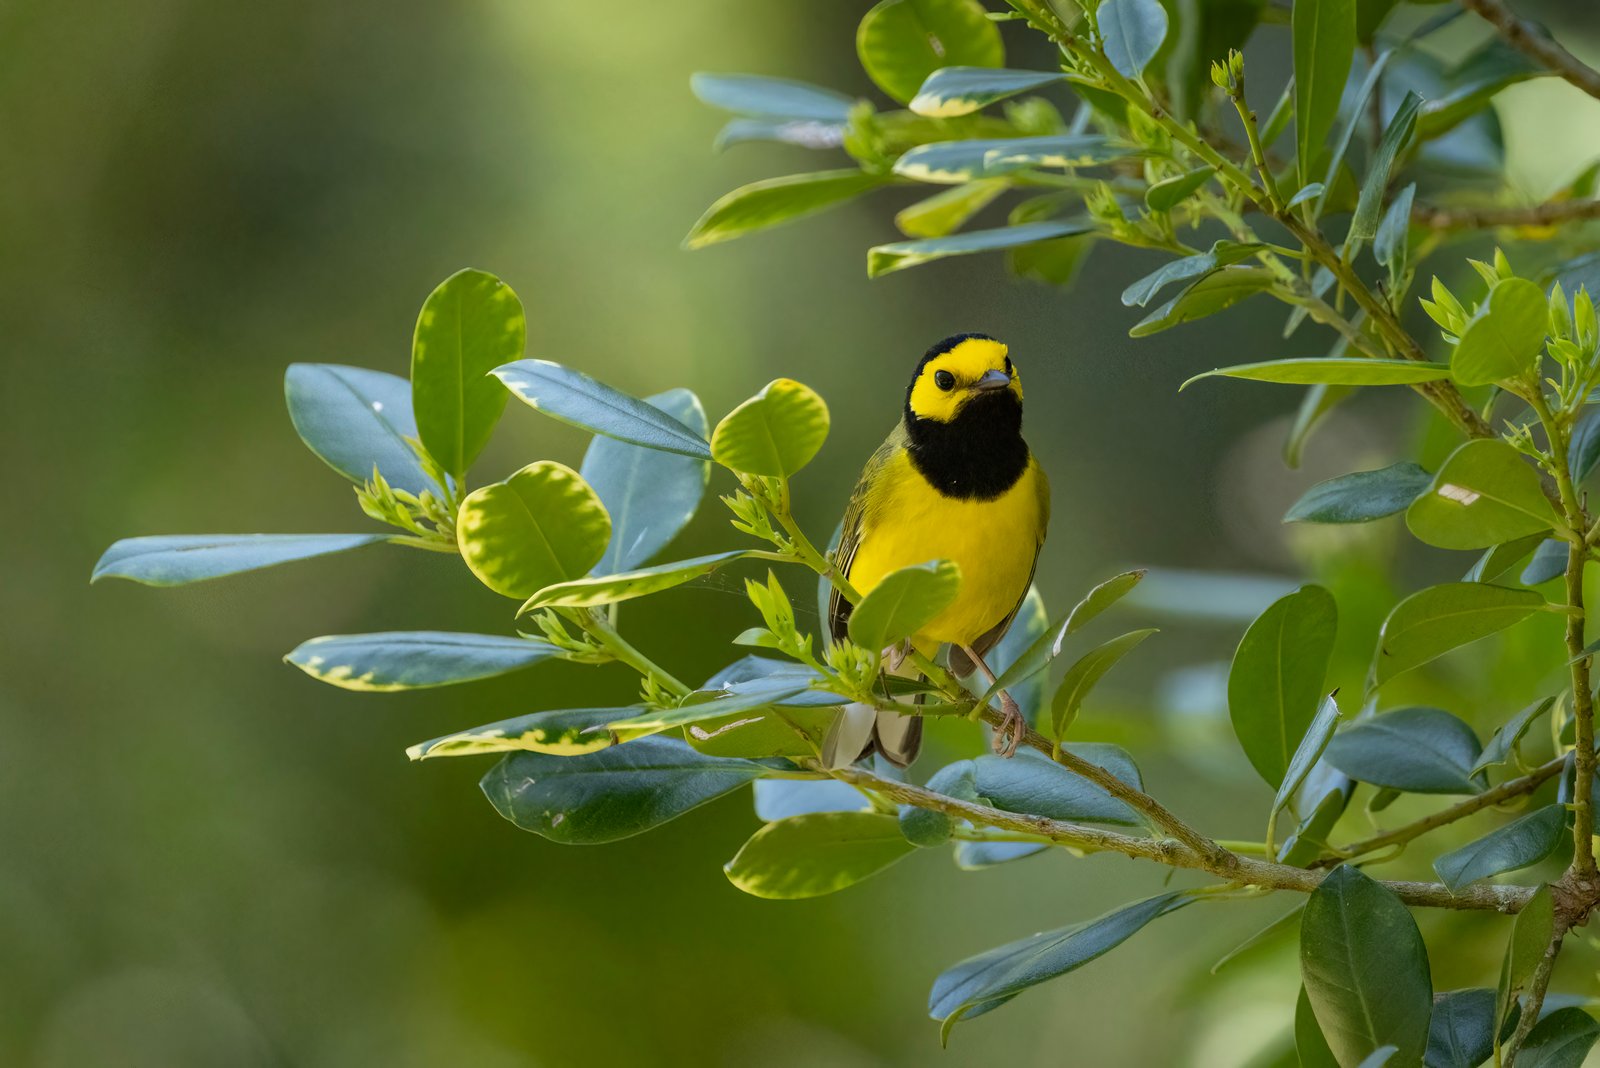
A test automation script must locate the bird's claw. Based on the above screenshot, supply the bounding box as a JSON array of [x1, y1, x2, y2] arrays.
[[991, 693, 1026, 758]]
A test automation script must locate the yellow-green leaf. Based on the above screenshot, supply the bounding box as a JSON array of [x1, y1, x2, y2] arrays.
[[1373, 582, 1543, 686], [1405, 439, 1560, 550], [1451, 277, 1549, 387], [457, 461, 611, 599], [684, 171, 884, 250], [848, 560, 962, 652], [724, 812, 917, 898], [518, 550, 753, 612], [710, 378, 830, 477], [856, 0, 1002, 105]]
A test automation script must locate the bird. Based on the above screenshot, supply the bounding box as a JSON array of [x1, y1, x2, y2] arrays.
[[822, 333, 1050, 769]]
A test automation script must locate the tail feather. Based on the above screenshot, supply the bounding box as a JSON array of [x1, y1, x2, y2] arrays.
[[871, 708, 923, 768]]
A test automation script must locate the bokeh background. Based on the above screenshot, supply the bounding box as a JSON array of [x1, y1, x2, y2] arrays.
[[5, 1, 1600, 1064]]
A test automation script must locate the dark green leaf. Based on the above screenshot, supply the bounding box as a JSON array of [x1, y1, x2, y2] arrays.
[[1522, 539, 1567, 586], [603, 681, 829, 742], [1356, 0, 1401, 42], [891, 138, 1072, 184], [1009, 233, 1096, 287], [1426, 988, 1497, 1068], [1145, 166, 1215, 212], [1451, 277, 1549, 387], [1285, 462, 1433, 524], [857, 0, 1003, 104], [972, 746, 1144, 825], [1568, 409, 1600, 482], [869, 219, 1094, 277], [685, 171, 885, 249], [753, 779, 871, 821], [910, 67, 1066, 117], [1375, 183, 1416, 273], [1130, 266, 1275, 337], [690, 72, 857, 121], [284, 363, 435, 495], [1324, 707, 1484, 793], [1317, 50, 1392, 218], [1279, 768, 1354, 865], [1298, 985, 1342, 1068], [286, 631, 559, 692], [1063, 569, 1146, 634], [1406, 439, 1561, 550], [1294, 0, 1357, 185], [1228, 585, 1339, 788], [902, 760, 982, 846], [1374, 582, 1544, 686], [1348, 91, 1421, 245], [519, 551, 754, 611], [91, 533, 389, 587], [710, 377, 830, 477], [1501, 884, 1554, 1023], [582, 388, 710, 573], [1183, 357, 1453, 390], [1433, 804, 1564, 891], [409, 707, 621, 760], [1272, 694, 1342, 823], [1465, 531, 1551, 583], [480, 739, 769, 843], [1519, 1007, 1600, 1068], [410, 268, 523, 477], [1100, 0, 1169, 78], [494, 359, 712, 459], [1286, 182, 1325, 208], [1049, 629, 1157, 740], [847, 560, 962, 652], [1120, 241, 1265, 307], [457, 461, 611, 599], [1300, 866, 1432, 1067], [1473, 696, 1556, 774], [725, 812, 918, 898], [929, 892, 1191, 1034], [953, 841, 1049, 868], [1418, 36, 1547, 140]]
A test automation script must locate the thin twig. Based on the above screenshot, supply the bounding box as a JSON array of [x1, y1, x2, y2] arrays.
[[1459, 0, 1600, 102], [1414, 198, 1600, 230]]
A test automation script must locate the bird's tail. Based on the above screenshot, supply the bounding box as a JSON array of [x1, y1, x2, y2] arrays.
[[820, 650, 925, 769]]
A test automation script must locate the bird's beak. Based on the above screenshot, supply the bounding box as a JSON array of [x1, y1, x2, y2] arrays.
[[973, 369, 1012, 392]]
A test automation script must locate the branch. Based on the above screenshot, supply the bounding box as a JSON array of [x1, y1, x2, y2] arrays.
[[1413, 198, 1600, 231], [1459, 0, 1600, 102], [1313, 756, 1568, 868], [832, 765, 1535, 913]]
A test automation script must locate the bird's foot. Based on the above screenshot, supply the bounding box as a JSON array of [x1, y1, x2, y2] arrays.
[[991, 692, 1026, 758]]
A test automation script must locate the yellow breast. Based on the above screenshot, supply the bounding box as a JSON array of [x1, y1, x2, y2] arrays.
[[847, 449, 1047, 649]]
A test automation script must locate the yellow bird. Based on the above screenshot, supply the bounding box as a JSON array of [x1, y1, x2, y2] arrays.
[[823, 333, 1050, 768]]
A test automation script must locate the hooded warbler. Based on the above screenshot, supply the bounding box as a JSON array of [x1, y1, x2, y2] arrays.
[[823, 333, 1049, 768]]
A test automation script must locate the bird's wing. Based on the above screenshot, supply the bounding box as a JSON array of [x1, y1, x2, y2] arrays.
[[829, 423, 907, 644]]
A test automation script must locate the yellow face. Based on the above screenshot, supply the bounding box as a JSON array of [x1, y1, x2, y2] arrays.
[[906, 336, 1022, 423]]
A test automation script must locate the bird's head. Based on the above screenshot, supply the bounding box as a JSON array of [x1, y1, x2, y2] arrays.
[[905, 333, 1022, 425]]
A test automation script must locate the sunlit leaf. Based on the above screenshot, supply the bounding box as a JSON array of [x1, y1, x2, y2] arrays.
[[1063, 569, 1147, 635], [519, 551, 754, 611], [409, 707, 621, 760], [481, 738, 770, 843], [910, 67, 1065, 117], [848, 560, 962, 652], [91, 533, 389, 587], [725, 811, 918, 898], [1300, 866, 1431, 1067], [856, 0, 1003, 104], [1284, 463, 1433, 524], [690, 72, 857, 121], [457, 461, 611, 599], [1049, 629, 1157, 741], [603, 681, 831, 742], [685, 171, 885, 250], [1183, 358, 1453, 389], [284, 363, 435, 494], [1406, 439, 1560, 549], [1293, 0, 1356, 185], [494, 359, 712, 459], [711, 377, 830, 477], [1228, 585, 1338, 788], [410, 268, 523, 477], [1373, 582, 1543, 686], [286, 631, 560, 692], [1465, 531, 1550, 583], [895, 179, 1008, 238], [1451, 277, 1549, 387], [1433, 804, 1564, 891], [1324, 707, 1485, 793]]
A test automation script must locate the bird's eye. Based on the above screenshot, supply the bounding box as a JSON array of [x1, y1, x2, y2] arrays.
[[934, 370, 955, 391], [1004, 356, 1013, 375]]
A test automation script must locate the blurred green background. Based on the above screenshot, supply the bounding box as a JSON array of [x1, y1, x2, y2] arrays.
[[6, 1, 1600, 1064]]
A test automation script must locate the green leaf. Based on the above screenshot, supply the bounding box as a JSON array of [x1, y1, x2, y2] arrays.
[[410, 268, 524, 477], [1472, 696, 1555, 774], [1183, 357, 1453, 389], [284, 363, 435, 495], [1374, 183, 1416, 274], [869, 219, 1095, 277], [689, 72, 857, 121], [901, 760, 981, 846], [1119, 241, 1265, 307], [1130, 266, 1276, 337], [1348, 91, 1421, 246], [1049, 629, 1158, 741], [980, 135, 1128, 170], [409, 708, 621, 760], [1316, 50, 1392, 219], [1099, 0, 1169, 78], [724, 812, 918, 898], [929, 892, 1191, 1035], [494, 359, 712, 460], [1145, 166, 1215, 212], [1285, 383, 1355, 468], [975, 587, 1049, 724], [1272, 693, 1342, 824], [684, 170, 884, 250], [971, 746, 1145, 825], [1356, 0, 1401, 42], [286, 631, 560, 692], [710, 377, 830, 477], [480, 739, 769, 843], [848, 560, 962, 652], [1432, 804, 1564, 891], [1426, 989, 1497, 1068], [895, 179, 1009, 238], [1450, 277, 1549, 387], [602, 681, 830, 743], [753, 778, 871, 821], [1293, 0, 1357, 185], [1406, 439, 1561, 550], [457, 461, 611, 599], [1500, 884, 1554, 1026], [1418, 36, 1547, 140], [892, 137, 1122, 185], [1285, 463, 1433, 524], [1300, 865, 1432, 1068], [856, 0, 1003, 105], [1063, 569, 1147, 634], [1279, 768, 1355, 866], [1373, 582, 1544, 686], [1323, 707, 1485, 793], [518, 551, 754, 612], [1521, 538, 1567, 586], [953, 841, 1049, 868], [1465, 531, 1550, 583], [1297, 985, 1342, 1068], [688, 658, 839, 759], [1518, 1007, 1600, 1068], [1228, 585, 1339, 788], [712, 118, 847, 152], [91, 533, 389, 587], [582, 388, 710, 573], [1567, 408, 1600, 482], [910, 67, 1065, 117]]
